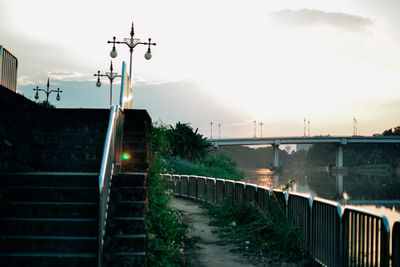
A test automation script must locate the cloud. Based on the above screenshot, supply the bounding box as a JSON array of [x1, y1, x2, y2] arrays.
[[271, 9, 374, 32]]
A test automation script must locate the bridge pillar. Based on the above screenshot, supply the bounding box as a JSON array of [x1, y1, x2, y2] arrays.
[[335, 142, 346, 199], [272, 144, 279, 168], [336, 144, 344, 169]]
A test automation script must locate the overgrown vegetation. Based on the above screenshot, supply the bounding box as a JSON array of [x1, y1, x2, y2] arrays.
[[145, 121, 244, 265], [149, 121, 244, 179], [145, 124, 188, 266], [204, 198, 306, 262]]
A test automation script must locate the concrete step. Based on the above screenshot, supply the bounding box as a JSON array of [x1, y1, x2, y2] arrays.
[[122, 143, 147, 153], [103, 252, 146, 267], [120, 148, 147, 162], [103, 234, 145, 253], [35, 162, 101, 172], [0, 236, 97, 253], [0, 202, 97, 218], [110, 187, 146, 202], [0, 186, 97, 202], [121, 162, 148, 172], [0, 218, 97, 236], [108, 201, 145, 218], [38, 132, 107, 144], [1, 173, 98, 187], [0, 252, 97, 267], [105, 217, 145, 235], [112, 173, 147, 187], [38, 151, 102, 162]]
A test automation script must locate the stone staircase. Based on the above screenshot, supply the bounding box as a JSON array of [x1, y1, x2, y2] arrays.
[[102, 173, 147, 266], [121, 110, 150, 172], [0, 97, 151, 266], [102, 110, 151, 266], [0, 172, 99, 266], [32, 109, 109, 172], [0, 109, 109, 266]]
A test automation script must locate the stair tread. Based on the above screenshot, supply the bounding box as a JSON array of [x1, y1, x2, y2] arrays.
[[110, 234, 145, 238], [0, 218, 96, 222], [0, 252, 96, 257], [110, 217, 144, 220], [2, 186, 97, 189], [6, 172, 99, 176], [1, 236, 96, 240], [104, 252, 145, 256], [2, 201, 97, 205]]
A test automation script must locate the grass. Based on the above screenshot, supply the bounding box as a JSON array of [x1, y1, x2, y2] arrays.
[[203, 198, 307, 263], [169, 154, 244, 181]]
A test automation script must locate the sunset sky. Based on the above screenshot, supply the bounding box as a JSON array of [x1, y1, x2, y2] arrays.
[[1, 0, 399, 138]]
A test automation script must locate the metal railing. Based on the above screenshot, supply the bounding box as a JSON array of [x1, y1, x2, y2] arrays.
[[98, 105, 124, 266], [164, 174, 398, 267], [393, 220, 400, 267], [310, 197, 342, 266], [343, 206, 390, 267]]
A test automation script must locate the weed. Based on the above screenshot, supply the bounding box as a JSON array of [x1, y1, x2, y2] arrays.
[[204, 198, 306, 262]]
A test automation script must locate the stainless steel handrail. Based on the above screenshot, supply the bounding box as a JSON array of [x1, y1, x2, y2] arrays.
[[97, 105, 123, 267]]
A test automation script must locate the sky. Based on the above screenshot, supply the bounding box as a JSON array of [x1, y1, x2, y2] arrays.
[[1, 0, 399, 138]]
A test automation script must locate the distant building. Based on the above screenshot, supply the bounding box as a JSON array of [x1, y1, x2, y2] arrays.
[[0, 45, 18, 92], [296, 144, 312, 152]]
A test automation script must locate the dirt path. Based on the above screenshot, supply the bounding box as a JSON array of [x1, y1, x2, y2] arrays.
[[171, 197, 257, 267]]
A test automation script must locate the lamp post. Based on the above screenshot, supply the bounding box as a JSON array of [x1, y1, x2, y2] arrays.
[[94, 61, 121, 106], [107, 22, 156, 81], [33, 78, 62, 108]]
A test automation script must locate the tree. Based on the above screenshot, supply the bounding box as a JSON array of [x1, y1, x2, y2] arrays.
[[383, 126, 400, 136], [167, 122, 211, 161]]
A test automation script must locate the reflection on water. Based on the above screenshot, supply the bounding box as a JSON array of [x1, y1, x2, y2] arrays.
[[241, 168, 400, 226]]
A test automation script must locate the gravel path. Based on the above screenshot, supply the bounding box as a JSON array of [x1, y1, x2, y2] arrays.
[[171, 197, 319, 267], [171, 197, 257, 267]]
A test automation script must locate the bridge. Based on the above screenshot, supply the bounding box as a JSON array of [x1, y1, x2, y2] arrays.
[[211, 135, 400, 173]]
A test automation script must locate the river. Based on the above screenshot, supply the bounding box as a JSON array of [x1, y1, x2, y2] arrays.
[[241, 168, 400, 229]]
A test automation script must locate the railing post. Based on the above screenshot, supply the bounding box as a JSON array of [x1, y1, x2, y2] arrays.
[[393, 220, 400, 267]]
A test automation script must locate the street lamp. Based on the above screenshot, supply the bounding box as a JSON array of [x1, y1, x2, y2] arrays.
[[94, 61, 121, 106], [107, 22, 156, 80], [33, 78, 62, 108]]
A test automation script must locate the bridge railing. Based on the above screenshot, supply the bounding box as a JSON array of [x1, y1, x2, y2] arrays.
[[162, 174, 397, 267]]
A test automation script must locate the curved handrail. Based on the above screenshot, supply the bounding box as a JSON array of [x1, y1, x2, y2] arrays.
[[99, 105, 117, 193], [97, 105, 123, 267]]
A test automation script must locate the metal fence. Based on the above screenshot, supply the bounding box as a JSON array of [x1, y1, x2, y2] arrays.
[[163, 174, 399, 267], [343, 206, 390, 267], [393, 220, 400, 267]]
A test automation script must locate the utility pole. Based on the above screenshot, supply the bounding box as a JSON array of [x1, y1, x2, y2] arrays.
[[253, 120, 257, 138], [260, 122, 264, 138], [218, 123, 221, 140], [210, 122, 213, 140], [353, 117, 358, 136]]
